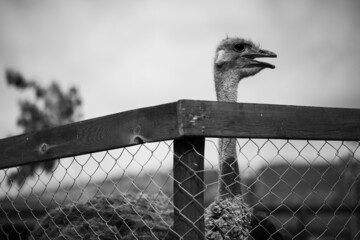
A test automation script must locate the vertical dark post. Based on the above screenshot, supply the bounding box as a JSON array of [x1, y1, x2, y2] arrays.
[[173, 137, 205, 240], [356, 177, 360, 240], [350, 173, 360, 240]]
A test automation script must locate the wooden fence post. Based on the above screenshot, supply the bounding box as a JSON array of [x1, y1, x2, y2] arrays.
[[173, 137, 205, 240], [350, 167, 360, 240]]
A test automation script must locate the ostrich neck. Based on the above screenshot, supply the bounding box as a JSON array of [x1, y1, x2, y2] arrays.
[[215, 70, 243, 198], [218, 138, 242, 197], [215, 70, 239, 102]]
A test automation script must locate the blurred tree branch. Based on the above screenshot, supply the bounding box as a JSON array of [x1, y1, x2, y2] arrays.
[[5, 69, 83, 187]]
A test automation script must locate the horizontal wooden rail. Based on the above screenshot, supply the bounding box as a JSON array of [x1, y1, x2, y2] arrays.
[[0, 102, 180, 170], [178, 100, 360, 140], [1, 99, 360, 170]]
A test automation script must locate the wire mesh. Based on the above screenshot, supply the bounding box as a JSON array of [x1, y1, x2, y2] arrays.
[[0, 139, 359, 240]]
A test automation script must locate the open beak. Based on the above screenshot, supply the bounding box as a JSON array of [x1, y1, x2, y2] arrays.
[[244, 48, 277, 69]]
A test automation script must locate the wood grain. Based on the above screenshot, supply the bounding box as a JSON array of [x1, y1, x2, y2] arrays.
[[177, 100, 360, 141], [1, 99, 360, 170], [0, 102, 179, 170]]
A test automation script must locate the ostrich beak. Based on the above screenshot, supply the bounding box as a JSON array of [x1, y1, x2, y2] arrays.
[[244, 48, 277, 69]]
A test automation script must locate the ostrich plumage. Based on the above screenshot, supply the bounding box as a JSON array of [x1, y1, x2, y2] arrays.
[[205, 37, 276, 240]]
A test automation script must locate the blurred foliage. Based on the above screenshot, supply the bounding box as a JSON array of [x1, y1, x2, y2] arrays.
[[5, 69, 82, 187], [30, 194, 175, 240]]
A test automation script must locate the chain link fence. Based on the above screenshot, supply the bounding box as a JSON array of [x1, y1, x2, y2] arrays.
[[1, 138, 359, 239]]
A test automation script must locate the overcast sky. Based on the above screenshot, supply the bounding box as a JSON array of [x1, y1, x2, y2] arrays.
[[1, 0, 360, 139]]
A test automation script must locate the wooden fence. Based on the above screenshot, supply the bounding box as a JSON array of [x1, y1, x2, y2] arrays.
[[1, 99, 360, 239]]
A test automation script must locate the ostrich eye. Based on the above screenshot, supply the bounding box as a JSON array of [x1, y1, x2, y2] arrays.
[[234, 43, 245, 52]]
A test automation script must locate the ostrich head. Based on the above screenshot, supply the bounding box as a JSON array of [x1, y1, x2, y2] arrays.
[[214, 37, 277, 102]]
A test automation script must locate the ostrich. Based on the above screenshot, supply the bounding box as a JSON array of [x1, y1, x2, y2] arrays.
[[30, 37, 280, 240], [204, 37, 277, 240]]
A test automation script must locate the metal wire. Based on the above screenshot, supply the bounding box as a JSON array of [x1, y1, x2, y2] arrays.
[[0, 139, 359, 239]]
